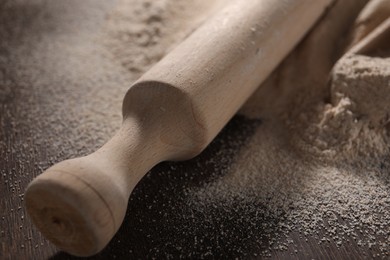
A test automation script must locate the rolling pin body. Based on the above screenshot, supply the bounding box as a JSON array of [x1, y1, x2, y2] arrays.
[[26, 0, 332, 256]]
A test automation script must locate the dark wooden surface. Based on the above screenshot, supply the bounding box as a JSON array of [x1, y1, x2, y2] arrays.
[[2, 108, 387, 260], [0, 0, 388, 259]]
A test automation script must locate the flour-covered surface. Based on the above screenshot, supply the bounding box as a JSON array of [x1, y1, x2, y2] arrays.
[[1, 0, 389, 259]]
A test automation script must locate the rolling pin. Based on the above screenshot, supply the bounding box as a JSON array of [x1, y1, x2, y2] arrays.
[[25, 0, 332, 256]]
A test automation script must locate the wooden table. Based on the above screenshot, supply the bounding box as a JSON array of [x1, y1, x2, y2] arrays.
[[1, 0, 386, 259]]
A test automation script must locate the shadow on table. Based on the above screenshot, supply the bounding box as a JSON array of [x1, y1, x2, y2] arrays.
[[51, 115, 286, 259]]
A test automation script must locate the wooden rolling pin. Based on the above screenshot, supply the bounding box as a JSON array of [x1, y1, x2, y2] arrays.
[[25, 0, 332, 256]]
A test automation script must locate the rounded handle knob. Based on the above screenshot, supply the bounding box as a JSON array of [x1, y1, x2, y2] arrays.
[[26, 156, 127, 256]]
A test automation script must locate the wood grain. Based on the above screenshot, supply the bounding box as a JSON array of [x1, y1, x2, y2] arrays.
[[1, 115, 385, 259], [0, 0, 387, 259]]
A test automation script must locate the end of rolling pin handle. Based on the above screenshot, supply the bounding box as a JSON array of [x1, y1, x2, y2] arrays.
[[25, 157, 127, 257], [25, 116, 162, 256], [25, 80, 207, 256]]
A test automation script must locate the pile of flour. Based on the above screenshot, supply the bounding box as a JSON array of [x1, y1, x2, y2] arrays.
[[182, 0, 390, 257]]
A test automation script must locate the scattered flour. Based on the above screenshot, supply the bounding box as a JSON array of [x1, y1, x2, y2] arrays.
[[1, 0, 390, 258], [103, 0, 223, 73], [182, 0, 390, 257]]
